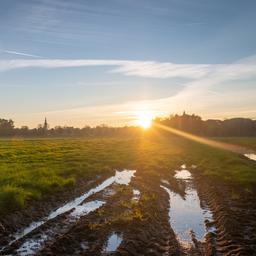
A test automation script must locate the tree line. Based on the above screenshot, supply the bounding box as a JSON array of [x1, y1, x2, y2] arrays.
[[0, 118, 141, 137], [0, 112, 256, 137], [154, 112, 256, 137]]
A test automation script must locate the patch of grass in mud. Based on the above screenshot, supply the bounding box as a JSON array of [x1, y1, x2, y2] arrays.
[[0, 135, 256, 213], [107, 186, 151, 226]]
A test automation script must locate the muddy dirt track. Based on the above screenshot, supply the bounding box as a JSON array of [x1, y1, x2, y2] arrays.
[[0, 165, 256, 256]]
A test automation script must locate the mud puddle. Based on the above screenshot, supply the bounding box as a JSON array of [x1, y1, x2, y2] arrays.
[[16, 200, 105, 256], [103, 233, 123, 253], [161, 165, 215, 248], [244, 153, 256, 161], [132, 189, 140, 202], [1, 170, 136, 255]]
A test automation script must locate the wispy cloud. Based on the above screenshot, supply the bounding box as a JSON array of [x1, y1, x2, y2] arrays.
[[3, 50, 42, 58], [22, 55, 255, 126], [0, 59, 211, 79], [1, 58, 256, 81]]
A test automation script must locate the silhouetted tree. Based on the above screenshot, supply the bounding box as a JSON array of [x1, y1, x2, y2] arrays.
[[0, 113, 255, 137], [0, 119, 14, 136], [154, 112, 256, 137]]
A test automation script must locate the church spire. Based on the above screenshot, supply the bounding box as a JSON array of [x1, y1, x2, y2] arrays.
[[43, 117, 48, 130]]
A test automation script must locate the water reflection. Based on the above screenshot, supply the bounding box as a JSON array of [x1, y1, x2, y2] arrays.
[[3, 170, 136, 255], [174, 170, 192, 180], [104, 233, 123, 252], [244, 153, 256, 161], [132, 189, 140, 201], [161, 166, 215, 244]]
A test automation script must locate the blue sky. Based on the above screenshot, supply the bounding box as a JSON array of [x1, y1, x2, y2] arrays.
[[0, 0, 256, 127]]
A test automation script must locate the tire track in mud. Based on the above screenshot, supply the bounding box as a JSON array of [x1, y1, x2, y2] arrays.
[[0, 177, 102, 242], [160, 166, 218, 256], [194, 173, 256, 256], [1, 165, 256, 256], [0, 170, 136, 255], [38, 172, 181, 256], [41, 166, 217, 255]]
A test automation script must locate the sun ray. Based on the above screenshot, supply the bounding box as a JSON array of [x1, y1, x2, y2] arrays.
[[135, 111, 153, 129]]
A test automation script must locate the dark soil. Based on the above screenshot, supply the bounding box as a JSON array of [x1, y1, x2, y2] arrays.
[[195, 174, 256, 255], [1, 167, 256, 256]]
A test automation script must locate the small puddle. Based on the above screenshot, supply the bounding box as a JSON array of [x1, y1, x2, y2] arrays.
[[161, 166, 215, 246], [16, 234, 48, 256], [70, 200, 105, 218], [174, 170, 192, 180], [2, 170, 136, 255], [80, 241, 89, 250], [104, 233, 123, 253], [161, 179, 170, 185], [132, 189, 141, 201], [244, 153, 256, 161]]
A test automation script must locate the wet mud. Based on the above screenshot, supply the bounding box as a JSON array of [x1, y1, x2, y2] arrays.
[[0, 165, 256, 256]]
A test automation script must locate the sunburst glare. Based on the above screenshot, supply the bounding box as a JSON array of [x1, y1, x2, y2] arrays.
[[135, 111, 153, 129]]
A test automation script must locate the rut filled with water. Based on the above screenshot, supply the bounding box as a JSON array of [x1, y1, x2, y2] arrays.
[[1, 170, 136, 255], [161, 165, 216, 248]]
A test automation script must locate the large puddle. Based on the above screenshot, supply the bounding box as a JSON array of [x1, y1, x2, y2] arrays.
[[2, 170, 136, 255], [244, 153, 256, 161], [161, 165, 215, 246]]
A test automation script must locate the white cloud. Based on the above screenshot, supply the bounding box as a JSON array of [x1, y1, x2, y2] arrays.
[[0, 59, 210, 79], [2, 55, 256, 127], [1, 58, 256, 81], [110, 61, 212, 79]]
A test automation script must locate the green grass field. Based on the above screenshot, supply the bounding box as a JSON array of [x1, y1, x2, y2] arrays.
[[0, 136, 255, 214], [216, 137, 256, 151]]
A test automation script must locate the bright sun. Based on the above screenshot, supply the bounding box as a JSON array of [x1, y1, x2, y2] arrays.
[[136, 111, 153, 129]]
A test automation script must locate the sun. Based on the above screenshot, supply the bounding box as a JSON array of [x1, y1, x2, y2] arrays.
[[136, 111, 153, 129]]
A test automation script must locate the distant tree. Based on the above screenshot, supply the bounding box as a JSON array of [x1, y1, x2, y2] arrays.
[[0, 119, 14, 136], [154, 112, 256, 137]]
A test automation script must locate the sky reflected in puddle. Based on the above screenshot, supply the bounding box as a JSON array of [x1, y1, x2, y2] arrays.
[[104, 233, 123, 252], [70, 200, 105, 218], [16, 200, 105, 256], [3, 170, 136, 255], [161, 179, 170, 185], [174, 170, 192, 180], [132, 189, 140, 201], [244, 153, 256, 161], [161, 167, 215, 244]]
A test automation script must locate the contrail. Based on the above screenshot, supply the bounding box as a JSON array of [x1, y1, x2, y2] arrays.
[[3, 50, 42, 58]]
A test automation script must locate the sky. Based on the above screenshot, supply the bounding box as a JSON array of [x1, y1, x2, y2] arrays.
[[0, 0, 256, 128]]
